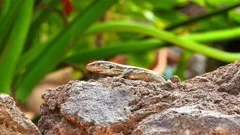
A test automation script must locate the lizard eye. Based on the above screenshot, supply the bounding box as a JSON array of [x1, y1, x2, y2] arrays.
[[109, 65, 114, 69]]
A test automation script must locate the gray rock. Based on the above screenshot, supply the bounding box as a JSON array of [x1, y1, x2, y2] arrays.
[[61, 82, 134, 125]]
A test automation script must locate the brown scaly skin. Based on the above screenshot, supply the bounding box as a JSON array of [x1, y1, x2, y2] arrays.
[[86, 61, 180, 83]]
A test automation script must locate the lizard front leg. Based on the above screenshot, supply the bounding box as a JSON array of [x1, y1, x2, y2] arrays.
[[119, 68, 135, 78]]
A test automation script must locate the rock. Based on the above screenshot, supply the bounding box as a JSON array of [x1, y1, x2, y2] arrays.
[[38, 61, 240, 135], [133, 105, 240, 135], [0, 94, 41, 135]]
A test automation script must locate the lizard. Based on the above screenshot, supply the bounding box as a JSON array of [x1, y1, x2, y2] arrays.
[[86, 60, 180, 83]]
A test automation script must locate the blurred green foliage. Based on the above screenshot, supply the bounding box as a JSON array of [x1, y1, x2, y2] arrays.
[[0, 0, 240, 103]]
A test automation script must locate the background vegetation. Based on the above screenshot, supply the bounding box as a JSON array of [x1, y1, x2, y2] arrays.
[[0, 0, 240, 104]]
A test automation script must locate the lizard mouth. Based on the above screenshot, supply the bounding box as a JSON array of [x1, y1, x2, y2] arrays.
[[86, 65, 103, 73]]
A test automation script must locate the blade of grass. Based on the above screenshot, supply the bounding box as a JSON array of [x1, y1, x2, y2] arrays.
[[15, 43, 46, 74], [16, 1, 59, 74], [24, 0, 58, 50], [15, 0, 117, 103], [0, 1, 22, 50], [0, 0, 11, 20], [84, 22, 240, 62], [86, 22, 240, 43], [184, 27, 240, 42], [65, 39, 166, 63], [0, 0, 33, 94]]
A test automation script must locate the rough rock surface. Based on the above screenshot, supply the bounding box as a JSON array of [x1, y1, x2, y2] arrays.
[[133, 105, 240, 135], [38, 61, 240, 135], [0, 94, 41, 135]]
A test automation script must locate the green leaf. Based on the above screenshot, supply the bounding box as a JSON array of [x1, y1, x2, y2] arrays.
[[0, 0, 33, 94], [186, 27, 240, 42], [85, 21, 240, 43], [0, 1, 22, 51], [16, 1, 60, 75], [0, 0, 11, 19], [24, 0, 59, 50]]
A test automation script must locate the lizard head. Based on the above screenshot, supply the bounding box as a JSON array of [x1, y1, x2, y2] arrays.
[[86, 61, 123, 76]]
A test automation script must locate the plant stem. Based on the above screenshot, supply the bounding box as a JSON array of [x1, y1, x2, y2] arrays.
[[85, 22, 240, 62]]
